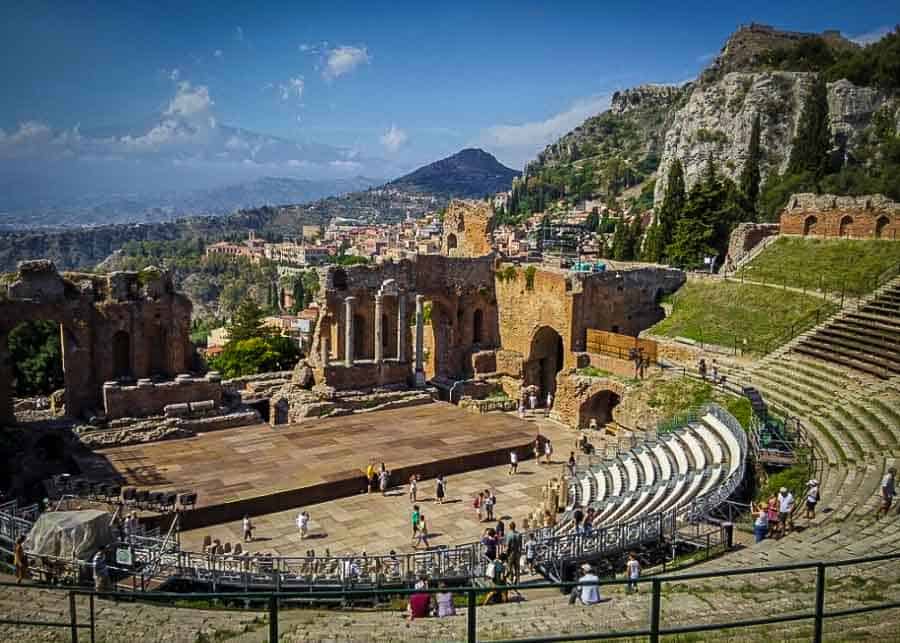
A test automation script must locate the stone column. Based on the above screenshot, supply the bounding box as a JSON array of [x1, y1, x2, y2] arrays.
[[414, 294, 426, 387], [344, 296, 356, 367], [320, 333, 329, 367], [396, 292, 407, 362], [374, 294, 384, 365]]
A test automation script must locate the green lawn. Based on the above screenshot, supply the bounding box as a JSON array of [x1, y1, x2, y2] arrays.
[[645, 377, 754, 431], [737, 237, 900, 296], [650, 280, 836, 353]]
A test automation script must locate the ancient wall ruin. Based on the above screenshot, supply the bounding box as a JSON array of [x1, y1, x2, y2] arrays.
[[723, 222, 780, 270], [0, 261, 193, 423], [780, 193, 899, 239], [102, 374, 222, 419], [441, 200, 495, 257]]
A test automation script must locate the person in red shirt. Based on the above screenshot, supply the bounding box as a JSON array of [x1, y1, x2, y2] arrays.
[[407, 591, 432, 620]]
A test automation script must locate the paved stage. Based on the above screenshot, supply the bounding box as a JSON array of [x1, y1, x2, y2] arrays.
[[80, 403, 542, 529]]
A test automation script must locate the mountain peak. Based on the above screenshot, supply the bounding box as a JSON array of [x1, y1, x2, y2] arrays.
[[387, 148, 520, 198]]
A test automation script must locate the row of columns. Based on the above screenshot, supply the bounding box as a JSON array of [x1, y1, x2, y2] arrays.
[[337, 293, 426, 383]]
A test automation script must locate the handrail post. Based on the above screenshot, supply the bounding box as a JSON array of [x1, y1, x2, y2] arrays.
[[813, 563, 826, 643], [649, 578, 661, 643], [268, 594, 278, 642], [69, 591, 79, 643], [467, 588, 477, 643], [90, 593, 96, 643]]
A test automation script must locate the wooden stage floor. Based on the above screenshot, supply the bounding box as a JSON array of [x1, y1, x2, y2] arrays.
[[77, 402, 539, 528]]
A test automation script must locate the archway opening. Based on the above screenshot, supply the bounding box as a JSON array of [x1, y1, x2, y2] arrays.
[[473, 309, 484, 345], [839, 215, 853, 238], [446, 234, 458, 252], [112, 330, 131, 379], [7, 320, 66, 419], [528, 326, 565, 399], [579, 390, 621, 429], [353, 313, 369, 360], [875, 216, 890, 239], [803, 215, 818, 236], [333, 269, 348, 290]]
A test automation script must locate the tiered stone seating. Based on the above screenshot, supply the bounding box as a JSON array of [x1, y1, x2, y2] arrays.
[[564, 411, 739, 532], [794, 278, 900, 379]]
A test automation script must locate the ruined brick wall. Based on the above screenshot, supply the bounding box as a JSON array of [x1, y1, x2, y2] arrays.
[[779, 193, 899, 239], [319, 361, 411, 390], [102, 376, 222, 419], [725, 223, 780, 268], [442, 200, 496, 257], [0, 261, 193, 423], [551, 374, 629, 429]]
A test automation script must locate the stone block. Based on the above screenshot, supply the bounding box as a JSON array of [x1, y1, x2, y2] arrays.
[[189, 399, 215, 413], [471, 350, 497, 374], [164, 403, 190, 417]]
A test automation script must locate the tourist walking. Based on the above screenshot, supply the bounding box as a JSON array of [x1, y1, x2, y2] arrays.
[[481, 528, 498, 560], [698, 358, 707, 380], [297, 511, 310, 539], [379, 464, 390, 495], [414, 514, 431, 549], [366, 462, 376, 494], [546, 392, 553, 412], [878, 467, 896, 519], [474, 492, 484, 521], [573, 506, 584, 534], [92, 547, 109, 592], [504, 522, 523, 584], [14, 535, 29, 584], [567, 451, 577, 477], [509, 450, 518, 475], [805, 479, 820, 520], [435, 474, 446, 504], [484, 489, 495, 522], [544, 438, 553, 464], [778, 486, 795, 536], [626, 552, 641, 594], [766, 494, 780, 536], [411, 505, 421, 540], [753, 502, 769, 543], [242, 515, 254, 542], [409, 474, 418, 503], [569, 563, 601, 605], [524, 534, 536, 573]]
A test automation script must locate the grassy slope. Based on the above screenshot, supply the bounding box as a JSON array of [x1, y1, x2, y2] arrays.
[[650, 280, 835, 352], [737, 237, 900, 295], [645, 377, 754, 430]]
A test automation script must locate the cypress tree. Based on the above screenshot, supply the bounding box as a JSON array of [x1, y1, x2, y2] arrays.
[[656, 159, 686, 256], [739, 113, 762, 214], [641, 220, 663, 262], [788, 77, 831, 179]]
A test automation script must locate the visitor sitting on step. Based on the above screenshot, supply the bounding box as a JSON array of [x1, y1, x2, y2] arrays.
[[568, 563, 602, 605], [753, 503, 769, 543]]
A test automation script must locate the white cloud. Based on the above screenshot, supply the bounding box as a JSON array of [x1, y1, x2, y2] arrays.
[[696, 52, 716, 63], [169, 68, 181, 81], [379, 124, 408, 152], [213, 49, 223, 58], [851, 25, 893, 45], [225, 135, 250, 151], [329, 159, 362, 170], [234, 26, 244, 42], [164, 81, 213, 117], [476, 95, 611, 167], [323, 45, 369, 80], [278, 76, 304, 101]]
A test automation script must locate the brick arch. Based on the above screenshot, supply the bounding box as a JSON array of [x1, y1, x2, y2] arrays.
[[525, 325, 566, 397], [803, 215, 818, 236], [839, 215, 853, 238], [551, 376, 628, 429], [875, 215, 891, 239]]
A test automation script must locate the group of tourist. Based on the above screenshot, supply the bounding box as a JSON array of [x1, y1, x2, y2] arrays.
[[365, 462, 391, 495], [753, 485, 799, 542], [697, 358, 725, 386], [533, 436, 554, 464], [517, 391, 554, 418], [406, 578, 456, 620], [474, 489, 498, 522]]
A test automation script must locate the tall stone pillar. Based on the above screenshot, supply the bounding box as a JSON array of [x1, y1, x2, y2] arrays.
[[344, 296, 356, 367], [320, 331, 329, 367], [414, 294, 426, 387], [397, 292, 407, 362], [374, 294, 384, 365]]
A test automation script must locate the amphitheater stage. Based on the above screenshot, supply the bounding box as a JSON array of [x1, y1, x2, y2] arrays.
[[76, 402, 539, 531]]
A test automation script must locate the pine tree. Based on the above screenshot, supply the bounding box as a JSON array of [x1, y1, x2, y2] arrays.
[[228, 299, 272, 343], [656, 159, 686, 258], [611, 219, 629, 260], [641, 220, 663, 262], [788, 77, 831, 179], [627, 215, 643, 260], [739, 113, 762, 216], [291, 278, 305, 314]]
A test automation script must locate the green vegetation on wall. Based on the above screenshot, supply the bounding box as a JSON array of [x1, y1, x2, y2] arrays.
[[8, 320, 63, 396]]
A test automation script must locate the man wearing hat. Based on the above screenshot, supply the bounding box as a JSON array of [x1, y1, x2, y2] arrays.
[[777, 486, 795, 537], [568, 563, 601, 605], [805, 479, 820, 520]]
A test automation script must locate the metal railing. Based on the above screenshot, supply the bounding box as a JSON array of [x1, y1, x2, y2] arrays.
[[4, 551, 900, 643]]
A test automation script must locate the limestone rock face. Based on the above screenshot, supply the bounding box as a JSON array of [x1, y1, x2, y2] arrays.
[[290, 360, 315, 389], [655, 73, 897, 205]]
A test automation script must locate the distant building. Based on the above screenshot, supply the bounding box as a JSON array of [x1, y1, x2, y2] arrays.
[[208, 326, 230, 348]]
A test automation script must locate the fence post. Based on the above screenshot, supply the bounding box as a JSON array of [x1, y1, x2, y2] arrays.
[[268, 594, 278, 643], [69, 591, 78, 643], [813, 563, 826, 643], [467, 588, 477, 643], [89, 593, 96, 643], [649, 578, 662, 643]]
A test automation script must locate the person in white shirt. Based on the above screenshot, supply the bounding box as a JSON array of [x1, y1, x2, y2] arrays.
[[777, 487, 795, 537], [242, 515, 254, 542], [509, 450, 518, 475], [805, 479, 820, 520], [297, 511, 309, 539], [626, 552, 641, 594], [569, 563, 601, 605]]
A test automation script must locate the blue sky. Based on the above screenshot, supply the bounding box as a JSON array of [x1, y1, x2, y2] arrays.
[[0, 0, 896, 196]]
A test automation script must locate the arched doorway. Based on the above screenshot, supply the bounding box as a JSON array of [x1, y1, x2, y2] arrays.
[[353, 314, 368, 360], [528, 326, 565, 399], [839, 215, 853, 238], [803, 215, 818, 236], [579, 390, 621, 429], [446, 234, 458, 252], [473, 309, 484, 345], [875, 216, 890, 239], [112, 330, 131, 379]]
